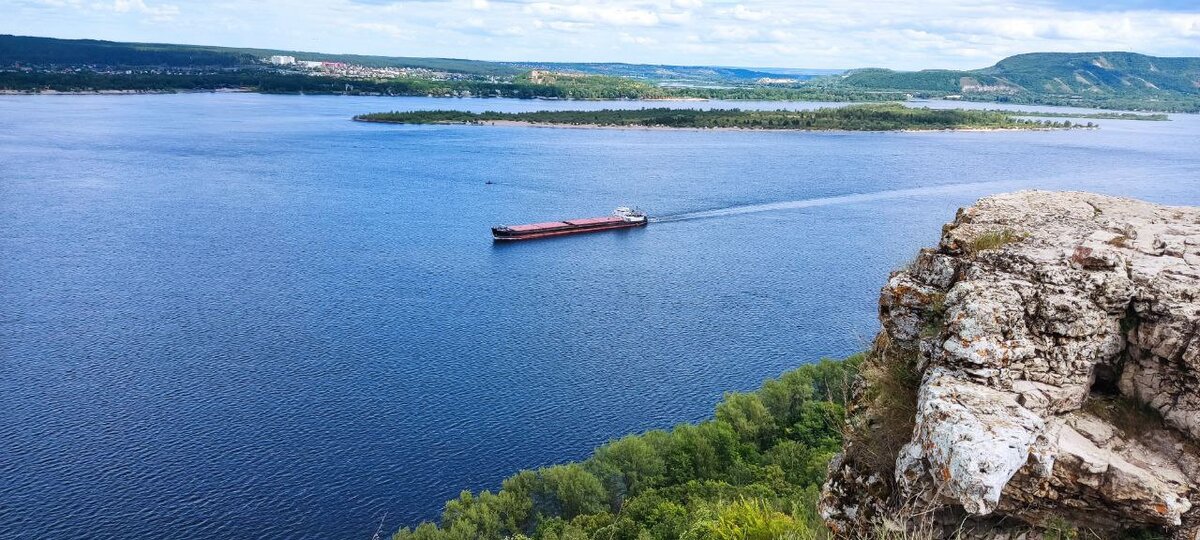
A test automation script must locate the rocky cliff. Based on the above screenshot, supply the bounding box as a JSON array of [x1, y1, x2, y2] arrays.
[[820, 192, 1200, 539]]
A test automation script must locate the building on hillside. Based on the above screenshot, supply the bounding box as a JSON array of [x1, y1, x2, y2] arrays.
[[267, 55, 296, 66]]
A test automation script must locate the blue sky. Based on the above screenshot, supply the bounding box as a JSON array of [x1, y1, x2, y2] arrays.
[[5, 0, 1199, 69]]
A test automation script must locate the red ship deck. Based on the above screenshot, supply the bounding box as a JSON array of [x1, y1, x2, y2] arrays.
[[507, 221, 571, 232], [493, 214, 645, 241]]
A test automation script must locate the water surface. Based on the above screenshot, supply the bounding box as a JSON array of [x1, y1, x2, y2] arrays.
[[1, 94, 1198, 539]]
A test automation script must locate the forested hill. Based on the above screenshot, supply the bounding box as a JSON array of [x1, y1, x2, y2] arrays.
[[0, 35, 807, 82], [5, 35, 1199, 110], [834, 51, 1200, 110], [0, 35, 523, 75]]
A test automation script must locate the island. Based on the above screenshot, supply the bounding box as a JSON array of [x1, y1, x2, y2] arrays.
[[353, 104, 1102, 131]]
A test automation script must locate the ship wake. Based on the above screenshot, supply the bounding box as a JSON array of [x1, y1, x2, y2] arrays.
[[649, 180, 1023, 223]]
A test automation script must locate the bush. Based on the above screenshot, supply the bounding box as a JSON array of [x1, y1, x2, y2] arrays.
[[389, 357, 860, 540]]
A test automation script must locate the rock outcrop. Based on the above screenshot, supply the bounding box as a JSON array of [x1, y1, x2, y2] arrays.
[[820, 192, 1200, 539]]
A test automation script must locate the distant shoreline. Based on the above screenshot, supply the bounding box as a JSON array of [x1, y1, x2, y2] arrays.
[[351, 103, 1096, 132], [0, 88, 254, 96], [354, 118, 1080, 133]]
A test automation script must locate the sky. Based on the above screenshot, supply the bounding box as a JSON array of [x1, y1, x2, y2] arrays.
[[5, 0, 1200, 70]]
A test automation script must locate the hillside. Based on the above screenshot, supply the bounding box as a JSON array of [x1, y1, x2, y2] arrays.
[[0, 34, 522, 75], [388, 357, 860, 540], [0, 35, 811, 85], [833, 51, 1200, 111], [5, 35, 1199, 110], [502, 61, 822, 84]]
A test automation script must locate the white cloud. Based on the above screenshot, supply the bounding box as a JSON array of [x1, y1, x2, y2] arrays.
[[619, 32, 658, 45], [7, 0, 1200, 70], [524, 2, 660, 27], [727, 4, 766, 22], [91, 0, 178, 21], [659, 11, 693, 25], [546, 20, 593, 32], [707, 24, 760, 42], [352, 22, 406, 38]]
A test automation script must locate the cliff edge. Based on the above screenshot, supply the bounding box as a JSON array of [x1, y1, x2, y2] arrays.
[[820, 191, 1200, 539]]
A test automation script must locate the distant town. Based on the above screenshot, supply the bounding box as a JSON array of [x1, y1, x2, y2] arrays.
[[262, 54, 501, 84]]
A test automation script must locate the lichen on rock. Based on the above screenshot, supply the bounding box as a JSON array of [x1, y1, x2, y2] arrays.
[[820, 191, 1200, 539]]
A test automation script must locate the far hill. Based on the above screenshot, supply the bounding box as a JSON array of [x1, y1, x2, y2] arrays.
[[0, 35, 812, 85], [4, 35, 1199, 111], [833, 51, 1200, 110], [0, 34, 523, 76], [501, 62, 825, 84]]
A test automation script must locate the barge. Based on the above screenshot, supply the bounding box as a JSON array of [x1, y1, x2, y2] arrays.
[[492, 207, 647, 241]]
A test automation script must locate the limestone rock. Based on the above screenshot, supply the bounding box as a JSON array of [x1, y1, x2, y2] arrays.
[[820, 191, 1200, 539]]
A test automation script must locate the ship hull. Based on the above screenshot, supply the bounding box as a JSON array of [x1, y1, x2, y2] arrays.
[[492, 220, 646, 241]]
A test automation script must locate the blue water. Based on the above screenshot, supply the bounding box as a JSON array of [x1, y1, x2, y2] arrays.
[[1, 94, 1198, 539]]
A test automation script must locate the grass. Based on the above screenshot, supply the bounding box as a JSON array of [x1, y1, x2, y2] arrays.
[[848, 333, 922, 477], [965, 229, 1026, 254]]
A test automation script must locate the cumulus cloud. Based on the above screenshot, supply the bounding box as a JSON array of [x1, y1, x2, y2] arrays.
[[352, 22, 406, 38], [524, 2, 660, 27], [619, 32, 658, 45], [42, 0, 181, 21], [726, 4, 766, 22]]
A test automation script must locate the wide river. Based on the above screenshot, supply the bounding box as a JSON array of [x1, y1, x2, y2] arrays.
[[1, 94, 1198, 539]]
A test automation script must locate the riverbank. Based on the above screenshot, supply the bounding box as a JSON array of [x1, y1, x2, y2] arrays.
[[0, 88, 255, 95], [356, 117, 1082, 133], [353, 104, 1090, 132]]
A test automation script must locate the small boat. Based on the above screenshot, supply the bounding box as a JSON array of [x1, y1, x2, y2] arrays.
[[492, 207, 648, 241]]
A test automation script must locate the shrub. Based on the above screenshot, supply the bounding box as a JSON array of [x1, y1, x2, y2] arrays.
[[388, 356, 861, 540], [965, 229, 1025, 254]]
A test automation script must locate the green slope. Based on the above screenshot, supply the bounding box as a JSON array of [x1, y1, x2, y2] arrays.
[[834, 52, 1200, 110], [0, 35, 814, 84], [980, 52, 1200, 95], [0, 35, 522, 75], [387, 356, 861, 540]]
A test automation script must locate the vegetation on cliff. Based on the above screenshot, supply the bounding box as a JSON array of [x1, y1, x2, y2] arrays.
[[354, 104, 1088, 131], [390, 356, 861, 540]]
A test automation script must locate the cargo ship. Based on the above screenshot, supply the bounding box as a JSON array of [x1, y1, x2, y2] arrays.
[[492, 207, 648, 241]]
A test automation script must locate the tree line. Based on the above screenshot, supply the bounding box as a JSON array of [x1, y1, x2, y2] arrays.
[[0, 69, 908, 103], [354, 104, 1084, 131], [389, 356, 862, 540]]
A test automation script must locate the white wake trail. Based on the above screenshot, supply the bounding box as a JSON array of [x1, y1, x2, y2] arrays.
[[649, 180, 1024, 223]]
